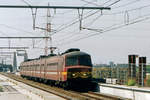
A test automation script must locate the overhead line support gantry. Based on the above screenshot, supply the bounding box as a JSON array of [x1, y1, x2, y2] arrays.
[[0, 47, 29, 49], [0, 5, 111, 10], [0, 37, 49, 39]]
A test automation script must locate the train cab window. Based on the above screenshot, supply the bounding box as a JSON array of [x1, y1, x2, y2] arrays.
[[79, 55, 92, 66], [66, 55, 92, 67], [66, 56, 78, 66]]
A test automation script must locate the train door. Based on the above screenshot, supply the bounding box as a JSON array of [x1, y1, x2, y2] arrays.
[[58, 57, 64, 81], [44, 58, 47, 79], [31, 61, 33, 77], [40, 59, 45, 79], [40, 58, 42, 79]]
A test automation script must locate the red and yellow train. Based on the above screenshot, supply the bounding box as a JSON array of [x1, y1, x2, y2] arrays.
[[20, 49, 93, 88]]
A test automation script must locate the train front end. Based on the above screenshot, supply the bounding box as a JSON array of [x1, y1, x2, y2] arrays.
[[64, 51, 93, 83]]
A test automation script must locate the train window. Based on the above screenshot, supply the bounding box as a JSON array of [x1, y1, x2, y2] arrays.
[[66, 56, 78, 66], [42, 64, 44, 66], [47, 63, 58, 70], [79, 55, 92, 66], [37, 66, 40, 71], [66, 55, 92, 67], [47, 63, 58, 66]]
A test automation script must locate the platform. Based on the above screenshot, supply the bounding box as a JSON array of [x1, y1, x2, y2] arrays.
[[0, 74, 65, 100]]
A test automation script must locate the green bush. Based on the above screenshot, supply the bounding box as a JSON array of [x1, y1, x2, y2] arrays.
[[0, 86, 3, 92], [127, 79, 136, 86], [146, 78, 150, 87]]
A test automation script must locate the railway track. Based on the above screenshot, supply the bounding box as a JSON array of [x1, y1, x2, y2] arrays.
[[1, 73, 131, 100]]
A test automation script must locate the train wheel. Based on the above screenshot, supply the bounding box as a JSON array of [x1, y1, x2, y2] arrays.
[[44, 79, 48, 84], [39, 78, 43, 83], [49, 81, 55, 87], [62, 82, 69, 90]]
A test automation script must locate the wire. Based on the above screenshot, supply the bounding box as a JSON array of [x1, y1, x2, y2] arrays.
[[107, 0, 121, 7], [21, 0, 32, 7], [112, 0, 141, 9], [51, 0, 112, 36], [0, 30, 9, 37], [102, 0, 113, 5], [56, 13, 150, 46], [52, 10, 100, 36], [80, 0, 100, 6], [19, 0, 150, 48], [83, 12, 103, 28], [103, 4, 150, 15], [0, 24, 42, 36]]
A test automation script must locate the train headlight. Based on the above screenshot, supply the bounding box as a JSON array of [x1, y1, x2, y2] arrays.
[[72, 73, 76, 76], [83, 73, 86, 76]]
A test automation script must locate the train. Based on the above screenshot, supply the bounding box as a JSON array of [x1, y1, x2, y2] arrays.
[[20, 48, 93, 88]]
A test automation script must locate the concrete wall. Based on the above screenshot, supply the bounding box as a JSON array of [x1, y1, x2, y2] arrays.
[[99, 84, 150, 100]]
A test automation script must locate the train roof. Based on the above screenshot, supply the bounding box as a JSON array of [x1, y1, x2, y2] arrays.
[[62, 48, 80, 54], [24, 54, 57, 62], [23, 48, 90, 62], [62, 51, 90, 57]]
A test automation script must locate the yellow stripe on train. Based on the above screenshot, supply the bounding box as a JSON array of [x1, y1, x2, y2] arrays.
[[62, 72, 67, 75]]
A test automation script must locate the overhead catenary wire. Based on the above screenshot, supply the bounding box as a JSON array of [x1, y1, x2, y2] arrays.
[[55, 12, 150, 46], [77, 0, 121, 30], [107, 0, 121, 7], [102, 4, 150, 15], [111, 0, 141, 9], [102, 0, 113, 6], [48, 0, 112, 36], [18, 1, 111, 43], [42, 0, 150, 47], [2, 0, 149, 50], [80, 0, 100, 6], [21, 0, 102, 50], [51, 10, 101, 35], [21, 0, 32, 6], [52, 0, 121, 41], [0, 24, 43, 37], [21, 0, 38, 30], [1, 1, 105, 51], [72, 1, 150, 31]]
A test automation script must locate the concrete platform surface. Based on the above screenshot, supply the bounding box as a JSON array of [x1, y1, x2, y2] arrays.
[[0, 92, 31, 100], [0, 74, 65, 100], [99, 83, 150, 100]]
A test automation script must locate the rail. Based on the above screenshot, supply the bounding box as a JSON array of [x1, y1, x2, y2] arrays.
[[1, 73, 130, 100]]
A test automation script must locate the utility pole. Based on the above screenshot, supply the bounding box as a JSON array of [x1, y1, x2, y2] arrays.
[[13, 52, 17, 72], [35, 3, 56, 55], [45, 3, 51, 56], [34, 4, 52, 55]]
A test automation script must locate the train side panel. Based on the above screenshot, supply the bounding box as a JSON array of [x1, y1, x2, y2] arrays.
[[44, 56, 63, 81]]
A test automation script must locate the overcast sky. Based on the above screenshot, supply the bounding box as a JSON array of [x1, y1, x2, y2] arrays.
[[0, 0, 150, 65]]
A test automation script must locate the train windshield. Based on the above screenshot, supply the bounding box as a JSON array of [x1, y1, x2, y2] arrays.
[[66, 55, 92, 67]]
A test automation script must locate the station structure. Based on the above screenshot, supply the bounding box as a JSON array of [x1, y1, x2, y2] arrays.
[[128, 55, 147, 86]]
